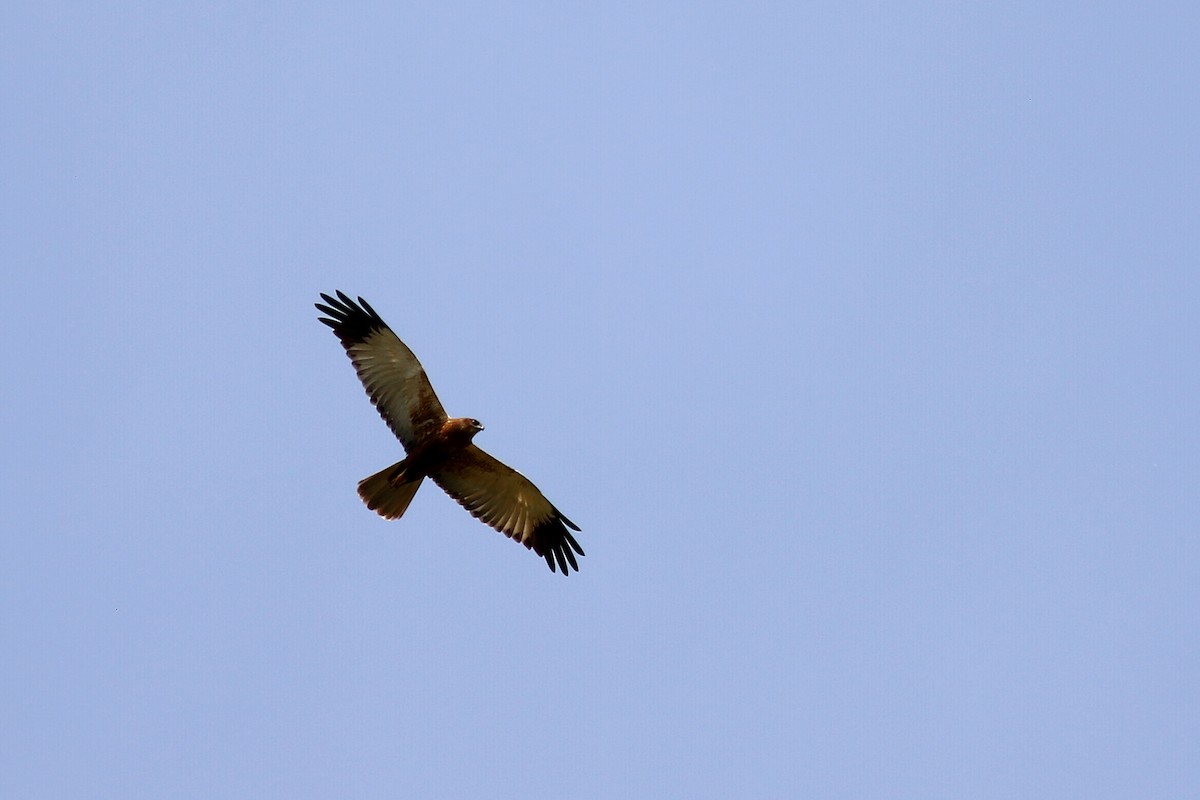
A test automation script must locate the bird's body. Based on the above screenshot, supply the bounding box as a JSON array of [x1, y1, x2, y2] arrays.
[[316, 291, 584, 574]]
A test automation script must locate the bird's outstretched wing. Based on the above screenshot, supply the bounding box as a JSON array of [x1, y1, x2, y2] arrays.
[[429, 444, 585, 574], [316, 291, 447, 449]]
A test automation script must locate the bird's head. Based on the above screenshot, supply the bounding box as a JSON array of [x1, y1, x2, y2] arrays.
[[445, 417, 485, 443]]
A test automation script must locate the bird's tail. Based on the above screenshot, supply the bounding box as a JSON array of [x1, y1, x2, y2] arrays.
[[358, 460, 423, 520]]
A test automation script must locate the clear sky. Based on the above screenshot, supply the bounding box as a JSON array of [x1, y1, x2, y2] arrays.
[[3, 3, 1198, 798]]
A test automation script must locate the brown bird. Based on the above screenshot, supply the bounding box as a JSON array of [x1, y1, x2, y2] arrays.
[[316, 291, 584, 574]]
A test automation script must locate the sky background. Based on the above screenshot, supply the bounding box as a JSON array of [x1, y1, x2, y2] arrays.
[[3, 2, 1198, 798]]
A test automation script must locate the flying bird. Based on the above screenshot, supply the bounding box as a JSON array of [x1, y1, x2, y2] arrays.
[[316, 291, 584, 574]]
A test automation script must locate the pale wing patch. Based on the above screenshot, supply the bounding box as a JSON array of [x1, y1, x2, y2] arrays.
[[347, 331, 445, 446], [430, 444, 584, 573], [317, 292, 447, 449]]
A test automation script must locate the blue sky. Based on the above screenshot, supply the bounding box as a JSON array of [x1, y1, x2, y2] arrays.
[[3, 3, 1198, 797]]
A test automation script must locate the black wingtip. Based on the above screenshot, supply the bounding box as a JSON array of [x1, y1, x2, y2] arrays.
[[539, 518, 584, 576], [558, 512, 582, 532], [316, 291, 389, 345], [358, 295, 380, 318]]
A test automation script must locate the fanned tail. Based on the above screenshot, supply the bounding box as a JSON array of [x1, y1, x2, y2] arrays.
[[357, 460, 423, 520]]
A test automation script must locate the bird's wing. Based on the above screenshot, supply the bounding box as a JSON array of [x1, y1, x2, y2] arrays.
[[316, 291, 447, 449], [429, 444, 584, 574]]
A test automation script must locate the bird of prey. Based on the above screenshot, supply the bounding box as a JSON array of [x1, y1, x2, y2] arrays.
[[316, 291, 584, 574]]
